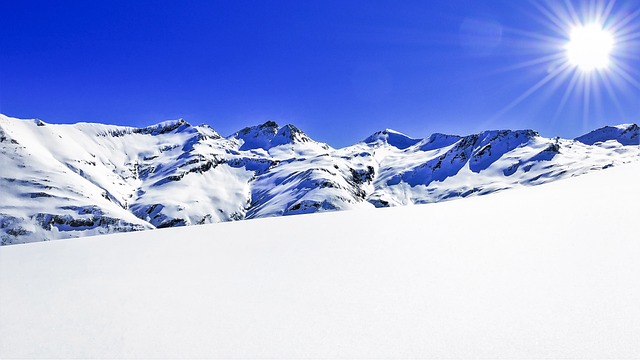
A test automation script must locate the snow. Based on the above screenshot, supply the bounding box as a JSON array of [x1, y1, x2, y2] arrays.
[[363, 128, 421, 149], [575, 123, 639, 146], [1, 113, 639, 244], [1, 161, 639, 358]]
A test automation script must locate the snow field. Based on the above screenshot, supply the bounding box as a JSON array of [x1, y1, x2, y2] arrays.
[[1, 161, 639, 358]]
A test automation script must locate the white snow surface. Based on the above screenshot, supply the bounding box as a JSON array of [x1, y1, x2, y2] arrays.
[[1, 161, 639, 358], [1, 114, 639, 244]]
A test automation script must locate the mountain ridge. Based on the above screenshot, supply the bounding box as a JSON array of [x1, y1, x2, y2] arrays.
[[1, 113, 638, 245]]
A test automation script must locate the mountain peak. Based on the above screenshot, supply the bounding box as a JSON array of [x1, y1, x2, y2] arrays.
[[261, 120, 279, 128], [364, 129, 420, 149], [232, 121, 313, 150], [136, 119, 192, 135], [575, 123, 639, 146], [418, 133, 462, 151], [450, 129, 539, 153]]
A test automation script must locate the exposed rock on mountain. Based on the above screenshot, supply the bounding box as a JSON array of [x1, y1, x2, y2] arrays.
[[231, 121, 319, 151]]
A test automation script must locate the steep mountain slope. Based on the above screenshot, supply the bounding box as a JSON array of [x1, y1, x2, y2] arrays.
[[575, 123, 639, 145], [1, 113, 638, 244], [0, 117, 254, 241], [2, 161, 639, 358]]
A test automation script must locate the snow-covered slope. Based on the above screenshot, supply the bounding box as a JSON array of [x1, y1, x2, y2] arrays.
[[1, 161, 639, 358], [575, 123, 639, 145], [1, 113, 639, 244]]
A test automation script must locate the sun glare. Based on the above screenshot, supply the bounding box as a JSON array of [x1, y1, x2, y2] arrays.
[[566, 24, 614, 72], [490, 0, 640, 127]]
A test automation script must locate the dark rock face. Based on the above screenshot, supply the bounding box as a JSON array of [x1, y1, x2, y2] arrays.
[[0, 127, 19, 144], [135, 119, 192, 136], [0, 215, 30, 245], [351, 166, 375, 185]]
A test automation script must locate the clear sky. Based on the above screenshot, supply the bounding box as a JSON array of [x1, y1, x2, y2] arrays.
[[1, 0, 638, 147]]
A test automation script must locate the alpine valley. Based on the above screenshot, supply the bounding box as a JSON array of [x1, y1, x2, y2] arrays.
[[1, 113, 638, 245]]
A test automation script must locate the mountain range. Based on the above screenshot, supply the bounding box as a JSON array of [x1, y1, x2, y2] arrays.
[[1, 113, 638, 245]]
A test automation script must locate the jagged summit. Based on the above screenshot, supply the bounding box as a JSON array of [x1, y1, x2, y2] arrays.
[[453, 129, 539, 152], [136, 118, 192, 135], [575, 123, 639, 146], [231, 121, 314, 150], [364, 129, 421, 149]]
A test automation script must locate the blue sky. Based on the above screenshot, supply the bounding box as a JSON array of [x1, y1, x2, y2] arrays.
[[1, 0, 638, 147]]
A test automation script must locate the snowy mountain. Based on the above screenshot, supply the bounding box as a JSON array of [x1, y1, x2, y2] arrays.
[[1, 113, 638, 244], [574, 123, 639, 145], [2, 161, 639, 358]]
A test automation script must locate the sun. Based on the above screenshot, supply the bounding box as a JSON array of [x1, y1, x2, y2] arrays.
[[566, 23, 614, 72], [488, 0, 640, 128]]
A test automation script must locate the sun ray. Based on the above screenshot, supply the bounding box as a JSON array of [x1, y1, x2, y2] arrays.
[[491, 62, 573, 121], [613, 31, 640, 44], [590, 0, 605, 23], [553, 68, 582, 119], [608, 8, 640, 34], [562, 0, 582, 27], [599, 0, 617, 23], [610, 63, 640, 89], [600, 70, 629, 118], [582, 72, 591, 127], [527, 0, 569, 34], [505, 27, 566, 45], [486, 53, 566, 76], [591, 71, 607, 120]]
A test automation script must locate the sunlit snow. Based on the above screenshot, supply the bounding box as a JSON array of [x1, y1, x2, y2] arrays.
[[1, 114, 638, 244], [1, 161, 639, 358]]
